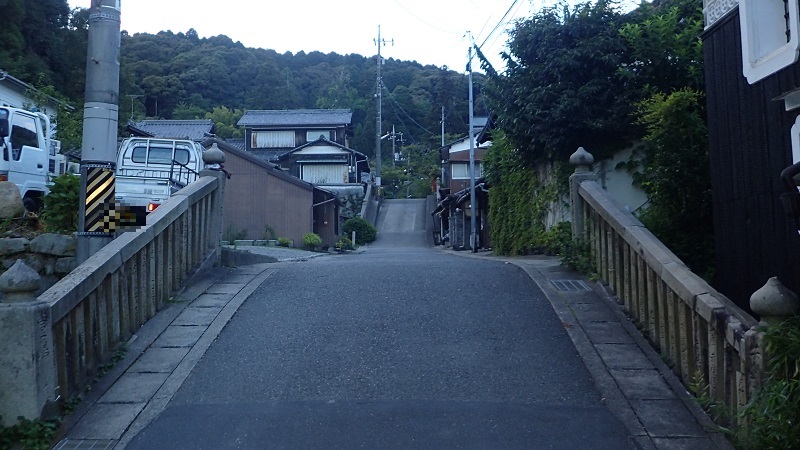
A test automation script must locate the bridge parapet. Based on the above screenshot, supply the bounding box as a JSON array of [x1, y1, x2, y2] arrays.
[[0, 171, 225, 426], [569, 148, 765, 422]]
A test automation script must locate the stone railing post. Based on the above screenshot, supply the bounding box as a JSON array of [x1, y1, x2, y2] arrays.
[[569, 147, 596, 241], [201, 143, 228, 266], [750, 277, 799, 325], [0, 260, 57, 426]]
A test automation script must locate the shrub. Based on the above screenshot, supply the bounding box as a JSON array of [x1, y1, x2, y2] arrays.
[[335, 236, 354, 251], [263, 224, 276, 241], [303, 232, 322, 249], [277, 237, 292, 247], [40, 173, 80, 233], [736, 315, 800, 448], [341, 216, 376, 245]]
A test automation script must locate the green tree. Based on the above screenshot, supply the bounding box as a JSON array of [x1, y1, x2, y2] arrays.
[[482, 0, 633, 166], [635, 89, 712, 276], [205, 106, 244, 139]]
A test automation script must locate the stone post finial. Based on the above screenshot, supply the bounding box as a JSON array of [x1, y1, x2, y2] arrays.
[[203, 142, 226, 167], [0, 260, 41, 302], [569, 147, 594, 172], [750, 277, 800, 325]]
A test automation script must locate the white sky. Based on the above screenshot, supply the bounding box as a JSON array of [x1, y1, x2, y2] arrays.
[[67, 1, 640, 74]]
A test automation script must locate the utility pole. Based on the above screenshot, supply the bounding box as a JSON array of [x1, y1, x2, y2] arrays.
[[468, 42, 477, 253], [441, 105, 446, 188], [77, 0, 121, 263], [374, 25, 392, 187], [126, 94, 143, 122]]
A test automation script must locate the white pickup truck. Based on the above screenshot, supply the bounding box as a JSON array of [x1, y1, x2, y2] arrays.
[[114, 137, 205, 217], [0, 106, 67, 211]]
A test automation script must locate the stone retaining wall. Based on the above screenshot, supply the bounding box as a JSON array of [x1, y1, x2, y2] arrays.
[[0, 234, 77, 294]]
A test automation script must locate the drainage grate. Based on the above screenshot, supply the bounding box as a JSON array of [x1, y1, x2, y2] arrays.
[[551, 280, 591, 292]]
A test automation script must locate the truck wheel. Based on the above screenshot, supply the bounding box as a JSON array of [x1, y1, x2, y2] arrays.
[[23, 197, 41, 213]]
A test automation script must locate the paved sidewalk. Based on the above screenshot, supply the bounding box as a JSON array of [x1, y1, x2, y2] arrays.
[[53, 263, 278, 450], [443, 250, 732, 450]]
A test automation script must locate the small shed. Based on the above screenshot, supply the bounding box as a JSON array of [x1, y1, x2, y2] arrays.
[[202, 138, 338, 246]]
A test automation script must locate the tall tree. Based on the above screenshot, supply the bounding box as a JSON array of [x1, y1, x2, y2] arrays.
[[482, 0, 633, 166]]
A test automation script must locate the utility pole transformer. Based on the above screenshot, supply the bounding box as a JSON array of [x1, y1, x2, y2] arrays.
[[77, 0, 121, 263]]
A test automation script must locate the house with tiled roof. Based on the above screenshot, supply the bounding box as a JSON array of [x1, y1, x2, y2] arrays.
[[133, 119, 215, 142], [272, 136, 369, 186], [237, 109, 353, 162]]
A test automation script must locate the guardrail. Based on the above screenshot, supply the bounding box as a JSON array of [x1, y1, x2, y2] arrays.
[[569, 148, 763, 418], [0, 170, 225, 425]]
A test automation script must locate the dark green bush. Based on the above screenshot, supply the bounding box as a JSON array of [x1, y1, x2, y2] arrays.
[[41, 173, 80, 233], [736, 316, 800, 449], [342, 216, 376, 245]]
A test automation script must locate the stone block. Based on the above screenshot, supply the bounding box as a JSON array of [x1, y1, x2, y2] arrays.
[[55, 257, 77, 275], [0, 301, 57, 426], [0, 238, 29, 256], [30, 233, 77, 257]]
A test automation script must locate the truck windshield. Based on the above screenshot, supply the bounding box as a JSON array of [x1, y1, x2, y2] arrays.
[[131, 146, 190, 165]]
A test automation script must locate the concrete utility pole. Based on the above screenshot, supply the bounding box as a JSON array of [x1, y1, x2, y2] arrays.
[[441, 105, 446, 187], [467, 43, 477, 253], [374, 26, 392, 187], [77, 0, 121, 263]]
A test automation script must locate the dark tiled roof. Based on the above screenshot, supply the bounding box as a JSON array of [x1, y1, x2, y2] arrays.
[[237, 109, 352, 127], [134, 119, 215, 141], [224, 138, 246, 151]]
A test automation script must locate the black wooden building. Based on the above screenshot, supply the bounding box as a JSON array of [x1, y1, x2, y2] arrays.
[[702, 2, 800, 309]]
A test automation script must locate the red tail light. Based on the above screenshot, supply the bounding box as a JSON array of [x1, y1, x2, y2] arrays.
[[147, 203, 159, 212]]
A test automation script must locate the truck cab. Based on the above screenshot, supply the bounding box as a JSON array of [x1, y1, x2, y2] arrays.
[[0, 106, 66, 211], [114, 137, 205, 216]]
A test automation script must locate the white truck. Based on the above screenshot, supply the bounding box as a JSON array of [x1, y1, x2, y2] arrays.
[[114, 137, 205, 218], [0, 106, 67, 211]]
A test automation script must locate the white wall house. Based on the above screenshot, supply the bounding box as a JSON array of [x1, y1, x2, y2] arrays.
[[0, 70, 63, 136]]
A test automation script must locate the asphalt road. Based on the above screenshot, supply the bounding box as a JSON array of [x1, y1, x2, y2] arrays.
[[127, 199, 632, 449]]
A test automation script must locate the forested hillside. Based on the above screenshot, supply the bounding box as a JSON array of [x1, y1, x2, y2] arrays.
[[0, 0, 483, 159]]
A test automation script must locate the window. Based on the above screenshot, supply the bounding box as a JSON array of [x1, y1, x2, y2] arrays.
[[131, 145, 190, 165], [10, 113, 39, 160], [451, 162, 482, 179], [739, 0, 800, 83], [306, 130, 332, 142], [252, 131, 295, 148]]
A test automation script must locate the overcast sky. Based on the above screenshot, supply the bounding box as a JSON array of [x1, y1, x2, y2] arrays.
[[67, 1, 640, 74]]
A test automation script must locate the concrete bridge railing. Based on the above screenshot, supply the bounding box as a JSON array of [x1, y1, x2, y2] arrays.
[[0, 170, 225, 426], [568, 148, 765, 419], [359, 181, 382, 227]]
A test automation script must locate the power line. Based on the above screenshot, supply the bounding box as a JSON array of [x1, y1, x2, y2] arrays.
[[477, 0, 521, 50]]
